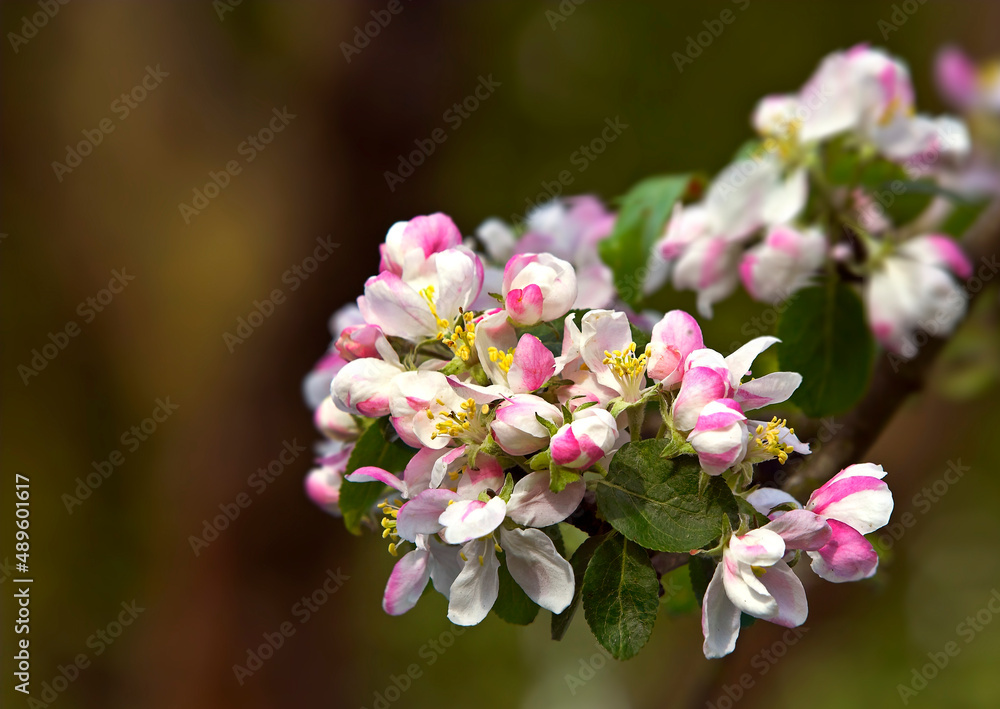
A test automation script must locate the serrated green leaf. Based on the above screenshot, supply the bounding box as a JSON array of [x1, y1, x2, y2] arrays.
[[339, 421, 417, 534], [494, 556, 540, 625], [599, 174, 693, 308], [552, 533, 605, 641], [595, 442, 739, 552], [582, 533, 660, 660], [776, 282, 875, 417]]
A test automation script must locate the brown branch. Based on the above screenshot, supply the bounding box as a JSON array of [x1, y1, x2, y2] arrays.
[[784, 197, 1000, 498]]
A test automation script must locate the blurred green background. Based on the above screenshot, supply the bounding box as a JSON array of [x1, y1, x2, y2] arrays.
[[3, 1, 1000, 707]]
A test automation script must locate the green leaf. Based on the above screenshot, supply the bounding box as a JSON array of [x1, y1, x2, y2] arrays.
[[776, 282, 875, 417], [660, 565, 699, 616], [549, 460, 582, 493], [552, 533, 604, 641], [595, 441, 739, 552], [540, 524, 566, 558], [582, 533, 660, 660], [494, 556, 540, 625], [519, 309, 588, 357], [339, 420, 417, 534], [599, 174, 693, 308], [882, 179, 936, 226], [687, 555, 716, 607], [940, 197, 989, 237]]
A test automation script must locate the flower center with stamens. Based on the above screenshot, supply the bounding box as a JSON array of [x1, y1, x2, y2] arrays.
[[751, 417, 795, 464], [487, 346, 514, 374], [441, 311, 477, 361], [419, 284, 452, 339], [602, 341, 651, 402], [427, 397, 490, 444], [377, 498, 403, 556]]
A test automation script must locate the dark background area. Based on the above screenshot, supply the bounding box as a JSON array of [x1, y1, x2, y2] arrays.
[[3, 2, 1000, 708]]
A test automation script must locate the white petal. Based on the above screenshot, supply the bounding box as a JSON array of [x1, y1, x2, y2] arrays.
[[702, 562, 742, 659], [506, 472, 585, 527], [724, 336, 779, 389], [439, 497, 507, 545], [758, 561, 808, 628], [500, 527, 575, 614], [745, 488, 801, 517], [447, 539, 500, 626]]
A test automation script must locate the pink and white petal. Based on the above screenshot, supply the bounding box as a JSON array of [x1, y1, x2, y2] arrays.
[[721, 553, 777, 619], [439, 497, 507, 544], [648, 310, 704, 386], [506, 471, 586, 527], [757, 561, 808, 628], [702, 562, 742, 659], [763, 509, 832, 552], [382, 548, 431, 616], [500, 527, 575, 614], [402, 447, 450, 496], [806, 475, 893, 534], [447, 539, 500, 626], [745, 487, 801, 518], [728, 528, 786, 567], [396, 489, 459, 541], [734, 371, 803, 411], [431, 445, 468, 488], [345, 466, 404, 492], [724, 336, 780, 389], [579, 309, 634, 390], [456, 455, 506, 498], [507, 334, 557, 393], [808, 518, 879, 583], [673, 367, 729, 432], [359, 272, 437, 340], [825, 462, 887, 484], [506, 285, 544, 325]]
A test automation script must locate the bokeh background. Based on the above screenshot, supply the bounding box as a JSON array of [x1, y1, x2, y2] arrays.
[[3, 1, 1000, 707]]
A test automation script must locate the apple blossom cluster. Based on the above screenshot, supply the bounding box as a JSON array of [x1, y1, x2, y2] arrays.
[[302, 210, 895, 660], [647, 44, 976, 359]]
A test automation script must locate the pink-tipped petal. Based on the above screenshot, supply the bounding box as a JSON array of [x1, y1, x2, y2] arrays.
[[808, 519, 879, 583], [382, 549, 431, 616], [507, 333, 556, 393]]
